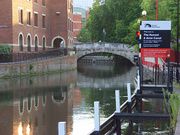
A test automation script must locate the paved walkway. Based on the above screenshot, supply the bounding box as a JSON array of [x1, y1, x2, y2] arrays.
[[175, 111, 180, 135], [174, 86, 180, 135]]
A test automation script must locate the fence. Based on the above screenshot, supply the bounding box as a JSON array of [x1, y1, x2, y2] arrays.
[[0, 48, 68, 63]]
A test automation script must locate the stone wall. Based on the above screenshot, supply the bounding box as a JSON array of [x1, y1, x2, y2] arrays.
[[0, 55, 77, 78]]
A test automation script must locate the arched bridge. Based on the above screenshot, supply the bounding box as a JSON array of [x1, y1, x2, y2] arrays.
[[75, 43, 137, 64]]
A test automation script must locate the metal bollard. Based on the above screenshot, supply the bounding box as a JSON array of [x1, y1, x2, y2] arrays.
[[115, 90, 120, 113], [58, 122, 66, 135], [94, 101, 100, 132], [127, 83, 132, 113]]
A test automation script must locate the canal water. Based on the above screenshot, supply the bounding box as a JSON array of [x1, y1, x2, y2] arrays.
[[0, 61, 170, 135]]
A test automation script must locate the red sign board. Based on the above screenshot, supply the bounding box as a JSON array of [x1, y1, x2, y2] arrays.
[[141, 48, 170, 58], [141, 48, 171, 67]]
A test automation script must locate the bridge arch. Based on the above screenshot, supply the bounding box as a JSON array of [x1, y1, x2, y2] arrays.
[[75, 43, 136, 65], [77, 51, 135, 65]]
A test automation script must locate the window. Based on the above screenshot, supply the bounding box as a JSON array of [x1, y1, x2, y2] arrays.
[[42, 37, 46, 50], [18, 9, 23, 24], [35, 36, 38, 52], [34, 13, 38, 27], [42, 15, 46, 28], [19, 34, 23, 51], [27, 12, 31, 25], [34, 0, 37, 3], [27, 35, 31, 52], [42, 0, 46, 6]]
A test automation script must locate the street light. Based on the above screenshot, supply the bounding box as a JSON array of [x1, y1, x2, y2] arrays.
[[99, 0, 105, 6], [156, 0, 158, 20], [142, 10, 147, 20], [103, 28, 106, 44]]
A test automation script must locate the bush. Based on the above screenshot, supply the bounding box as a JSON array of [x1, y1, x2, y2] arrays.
[[0, 44, 12, 54]]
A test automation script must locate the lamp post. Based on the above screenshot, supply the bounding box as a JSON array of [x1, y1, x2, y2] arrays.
[[103, 28, 106, 45], [176, 0, 179, 82], [156, 0, 158, 20]]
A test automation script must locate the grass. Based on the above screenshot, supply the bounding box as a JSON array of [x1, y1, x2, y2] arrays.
[[174, 82, 180, 89], [163, 90, 180, 131]]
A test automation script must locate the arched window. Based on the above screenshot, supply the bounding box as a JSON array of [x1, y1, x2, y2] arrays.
[[19, 34, 23, 51], [42, 37, 46, 50], [27, 35, 31, 52], [35, 36, 38, 52]]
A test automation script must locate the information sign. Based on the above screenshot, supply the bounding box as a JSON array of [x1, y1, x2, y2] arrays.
[[140, 21, 171, 48]]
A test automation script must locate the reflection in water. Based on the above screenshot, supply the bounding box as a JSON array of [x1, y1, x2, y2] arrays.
[[34, 95, 39, 109], [0, 63, 170, 135], [18, 122, 23, 135], [42, 93, 46, 106], [0, 71, 76, 135], [27, 95, 31, 112], [77, 62, 132, 78], [26, 124, 30, 135], [19, 97, 24, 114], [52, 89, 66, 104]]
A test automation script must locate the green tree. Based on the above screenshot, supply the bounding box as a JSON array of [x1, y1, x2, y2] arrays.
[[77, 28, 91, 42], [82, 0, 178, 46], [114, 20, 128, 42], [141, 0, 178, 40]]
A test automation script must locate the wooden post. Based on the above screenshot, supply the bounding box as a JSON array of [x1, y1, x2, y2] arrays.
[[58, 122, 66, 135], [137, 75, 140, 91], [94, 101, 100, 132], [115, 90, 120, 113], [115, 119, 121, 135]]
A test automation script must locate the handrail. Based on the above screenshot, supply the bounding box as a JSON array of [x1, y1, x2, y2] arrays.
[[0, 48, 68, 63], [90, 92, 137, 135]]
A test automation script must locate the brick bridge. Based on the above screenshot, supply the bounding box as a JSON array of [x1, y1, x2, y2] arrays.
[[75, 43, 137, 64]]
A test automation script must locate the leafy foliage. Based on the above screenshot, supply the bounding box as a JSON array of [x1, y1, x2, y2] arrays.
[[77, 28, 91, 42], [163, 90, 180, 129], [78, 0, 179, 48], [0, 44, 12, 54]]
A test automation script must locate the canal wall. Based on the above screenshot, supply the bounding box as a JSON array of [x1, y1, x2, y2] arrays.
[[0, 55, 77, 78], [0, 70, 77, 93]]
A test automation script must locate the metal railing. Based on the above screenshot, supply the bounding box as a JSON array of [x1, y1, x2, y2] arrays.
[[0, 48, 68, 63]]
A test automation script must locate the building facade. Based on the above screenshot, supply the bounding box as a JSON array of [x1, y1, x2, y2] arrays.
[[73, 13, 82, 42], [0, 0, 73, 52], [73, 7, 90, 43]]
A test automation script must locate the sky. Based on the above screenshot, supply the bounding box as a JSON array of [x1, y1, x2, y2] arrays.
[[73, 0, 94, 9]]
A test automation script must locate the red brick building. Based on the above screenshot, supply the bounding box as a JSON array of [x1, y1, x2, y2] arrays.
[[73, 13, 82, 42], [0, 0, 73, 52]]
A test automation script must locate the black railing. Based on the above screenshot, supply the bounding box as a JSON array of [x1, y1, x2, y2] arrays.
[[0, 48, 68, 63]]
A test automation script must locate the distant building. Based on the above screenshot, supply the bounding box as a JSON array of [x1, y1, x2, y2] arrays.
[[73, 7, 90, 42], [73, 13, 82, 42], [73, 7, 87, 27], [0, 0, 73, 52]]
